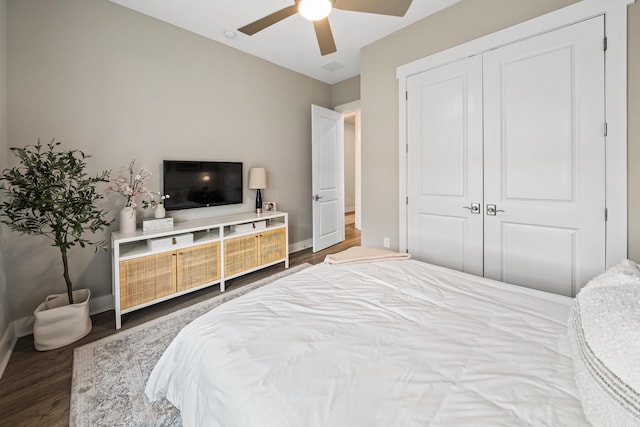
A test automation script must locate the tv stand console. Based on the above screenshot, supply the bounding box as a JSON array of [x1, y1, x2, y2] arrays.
[[111, 211, 288, 329]]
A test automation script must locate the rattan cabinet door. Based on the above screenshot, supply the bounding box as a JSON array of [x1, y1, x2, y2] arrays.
[[119, 251, 176, 309], [224, 234, 258, 277], [258, 228, 287, 265], [177, 242, 221, 291]]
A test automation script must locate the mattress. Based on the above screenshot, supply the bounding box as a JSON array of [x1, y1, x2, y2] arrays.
[[145, 259, 588, 426]]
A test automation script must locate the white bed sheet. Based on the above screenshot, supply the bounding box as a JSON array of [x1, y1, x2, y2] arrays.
[[145, 260, 588, 427]]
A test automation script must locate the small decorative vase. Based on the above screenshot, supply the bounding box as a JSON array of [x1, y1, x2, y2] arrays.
[[154, 204, 166, 219], [120, 206, 136, 233]]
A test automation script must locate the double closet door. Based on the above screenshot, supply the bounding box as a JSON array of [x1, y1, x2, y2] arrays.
[[406, 17, 606, 297]]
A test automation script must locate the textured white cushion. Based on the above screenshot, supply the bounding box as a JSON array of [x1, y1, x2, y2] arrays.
[[568, 259, 640, 427]]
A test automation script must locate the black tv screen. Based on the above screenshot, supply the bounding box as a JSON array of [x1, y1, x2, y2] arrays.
[[163, 160, 243, 211]]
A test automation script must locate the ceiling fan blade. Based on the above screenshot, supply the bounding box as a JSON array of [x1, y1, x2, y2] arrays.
[[238, 4, 299, 35], [312, 18, 337, 56], [333, 0, 413, 17]]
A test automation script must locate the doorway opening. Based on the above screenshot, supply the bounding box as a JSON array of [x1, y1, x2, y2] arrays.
[[336, 100, 361, 234]]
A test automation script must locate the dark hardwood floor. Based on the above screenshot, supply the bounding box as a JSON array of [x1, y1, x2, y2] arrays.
[[0, 214, 360, 426]]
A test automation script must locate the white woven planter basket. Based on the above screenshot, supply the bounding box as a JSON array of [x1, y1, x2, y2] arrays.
[[33, 289, 92, 351]]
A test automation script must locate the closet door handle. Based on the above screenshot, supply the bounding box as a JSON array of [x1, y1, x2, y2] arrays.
[[486, 204, 505, 216], [462, 203, 481, 214]]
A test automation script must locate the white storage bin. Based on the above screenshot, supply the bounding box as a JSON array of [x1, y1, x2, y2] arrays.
[[231, 221, 266, 233], [147, 233, 193, 250], [142, 217, 174, 232]]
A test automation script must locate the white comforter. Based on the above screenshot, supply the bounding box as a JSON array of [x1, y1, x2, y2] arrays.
[[145, 260, 588, 426]]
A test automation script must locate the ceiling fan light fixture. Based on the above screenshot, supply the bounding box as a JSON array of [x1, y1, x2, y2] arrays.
[[298, 0, 332, 21]]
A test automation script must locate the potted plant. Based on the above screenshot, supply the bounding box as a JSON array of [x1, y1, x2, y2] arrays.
[[0, 139, 113, 350]]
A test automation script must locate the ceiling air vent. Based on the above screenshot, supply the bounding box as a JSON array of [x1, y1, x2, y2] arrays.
[[320, 61, 345, 72]]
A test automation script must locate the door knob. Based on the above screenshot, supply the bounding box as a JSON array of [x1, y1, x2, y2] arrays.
[[312, 194, 323, 201], [462, 203, 481, 214], [486, 204, 505, 216]]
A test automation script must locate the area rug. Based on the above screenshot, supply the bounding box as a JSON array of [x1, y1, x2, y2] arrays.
[[70, 263, 311, 426]]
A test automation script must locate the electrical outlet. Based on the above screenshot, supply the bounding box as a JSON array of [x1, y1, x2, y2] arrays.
[[383, 237, 390, 248]]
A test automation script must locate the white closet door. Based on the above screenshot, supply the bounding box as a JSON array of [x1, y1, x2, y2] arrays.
[[406, 55, 484, 275], [483, 16, 605, 296]]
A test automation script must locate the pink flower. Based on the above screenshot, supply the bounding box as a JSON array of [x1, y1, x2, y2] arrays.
[[108, 160, 152, 208]]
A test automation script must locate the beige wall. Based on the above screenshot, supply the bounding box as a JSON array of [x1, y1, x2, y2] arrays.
[[0, 0, 11, 356], [360, 0, 640, 263], [5, 0, 331, 320], [0, 0, 5, 165], [628, 4, 640, 261], [344, 122, 355, 212], [331, 75, 360, 108], [332, 75, 360, 215]]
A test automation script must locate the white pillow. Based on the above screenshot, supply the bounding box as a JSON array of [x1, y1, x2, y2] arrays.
[[568, 259, 640, 426]]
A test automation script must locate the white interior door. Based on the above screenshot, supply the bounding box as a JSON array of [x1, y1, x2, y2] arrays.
[[406, 55, 484, 276], [483, 16, 606, 296], [312, 104, 345, 252]]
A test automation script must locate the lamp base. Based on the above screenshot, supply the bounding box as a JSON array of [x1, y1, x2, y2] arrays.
[[255, 189, 263, 214]]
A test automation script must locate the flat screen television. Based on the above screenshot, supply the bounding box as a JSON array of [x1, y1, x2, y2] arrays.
[[163, 160, 243, 211]]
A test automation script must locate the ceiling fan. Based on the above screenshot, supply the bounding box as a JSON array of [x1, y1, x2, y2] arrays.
[[237, 0, 414, 56]]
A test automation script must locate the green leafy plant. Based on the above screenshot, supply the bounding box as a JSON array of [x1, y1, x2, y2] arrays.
[[0, 139, 113, 304], [142, 192, 170, 209]]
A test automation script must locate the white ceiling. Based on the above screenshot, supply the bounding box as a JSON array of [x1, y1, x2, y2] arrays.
[[108, 0, 461, 85]]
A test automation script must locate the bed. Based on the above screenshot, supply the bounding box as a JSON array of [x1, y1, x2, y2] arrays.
[[145, 251, 640, 427]]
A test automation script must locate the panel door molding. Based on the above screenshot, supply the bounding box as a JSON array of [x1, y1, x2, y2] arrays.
[[311, 104, 345, 252], [483, 16, 606, 296], [406, 55, 483, 276]]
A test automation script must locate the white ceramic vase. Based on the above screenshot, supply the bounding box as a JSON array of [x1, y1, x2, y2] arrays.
[[33, 289, 92, 351], [154, 204, 166, 219], [120, 206, 136, 233]]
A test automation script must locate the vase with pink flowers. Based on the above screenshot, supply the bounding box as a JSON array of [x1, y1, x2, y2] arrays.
[[109, 160, 152, 233]]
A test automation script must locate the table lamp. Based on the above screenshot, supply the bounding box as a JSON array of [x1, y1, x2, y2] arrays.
[[248, 167, 267, 213]]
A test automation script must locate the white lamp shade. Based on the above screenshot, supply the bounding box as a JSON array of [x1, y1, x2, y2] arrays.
[[248, 167, 267, 189]]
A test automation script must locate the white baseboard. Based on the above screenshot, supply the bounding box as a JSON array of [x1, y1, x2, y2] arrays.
[[91, 293, 114, 315], [289, 239, 312, 254], [0, 321, 17, 380], [10, 242, 313, 340], [14, 293, 115, 338], [14, 315, 33, 338]]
